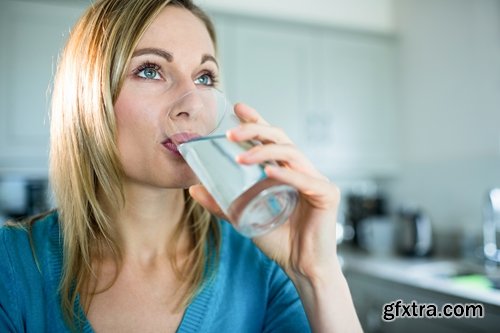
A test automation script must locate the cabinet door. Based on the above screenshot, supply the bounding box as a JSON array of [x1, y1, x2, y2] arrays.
[[0, 1, 84, 174], [308, 33, 399, 177], [210, 14, 232, 93], [219, 17, 316, 145], [214, 14, 399, 178], [346, 271, 498, 333]]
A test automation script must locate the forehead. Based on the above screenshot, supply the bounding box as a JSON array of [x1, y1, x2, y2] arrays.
[[136, 5, 215, 56]]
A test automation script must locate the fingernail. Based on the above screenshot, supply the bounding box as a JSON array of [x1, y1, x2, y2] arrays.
[[226, 127, 242, 139], [265, 165, 279, 174], [226, 129, 236, 141], [236, 151, 251, 163]]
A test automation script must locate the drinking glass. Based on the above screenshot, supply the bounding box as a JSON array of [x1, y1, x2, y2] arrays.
[[165, 88, 297, 238]]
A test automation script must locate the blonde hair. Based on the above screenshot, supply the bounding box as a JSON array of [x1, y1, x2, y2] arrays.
[[49, 0, 220, 328]]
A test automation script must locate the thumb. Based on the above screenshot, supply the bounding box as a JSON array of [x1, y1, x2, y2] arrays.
[[188, 184, 229, 220]]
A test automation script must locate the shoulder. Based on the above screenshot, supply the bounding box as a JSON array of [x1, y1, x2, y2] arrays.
[[207, 221, 310, 332], [1, 211, 58, 239], [0, 211, 61, 283], [0, 212, 60, 326], [0, 211, 67, 331], [0, 212, 60, 262], [218, 220, 274, 273], [216, 221, 292, 296]]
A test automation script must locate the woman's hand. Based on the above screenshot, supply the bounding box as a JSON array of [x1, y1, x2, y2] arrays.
[[189, 103, 362, 333], [189, 102, 340, 283]]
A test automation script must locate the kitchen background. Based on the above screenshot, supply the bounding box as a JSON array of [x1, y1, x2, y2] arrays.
[[0, 0, 499, 331]]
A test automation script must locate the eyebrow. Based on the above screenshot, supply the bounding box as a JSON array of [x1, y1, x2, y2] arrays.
[[132, 47, 218, 68], [201, 54, 219, 68], [132, 47, 173, 61]]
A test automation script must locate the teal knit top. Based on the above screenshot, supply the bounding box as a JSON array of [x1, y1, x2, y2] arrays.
[[0, 212, 310, 332]]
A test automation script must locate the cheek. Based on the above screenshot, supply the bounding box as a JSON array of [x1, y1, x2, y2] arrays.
[[115, 97, 137, 131], [113, 92, 160, 168], [114, 93, 157, 142]]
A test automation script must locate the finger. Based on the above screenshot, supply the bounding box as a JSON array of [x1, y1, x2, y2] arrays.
[[188, 184, 229, 220], [237, 143, 323, 179], [233, 103, 269, 125], [264, 165, 339, 209], [227, 122, 293, 145]]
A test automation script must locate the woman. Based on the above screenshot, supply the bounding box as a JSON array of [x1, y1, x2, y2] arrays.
[[0, 0, 362, 332]]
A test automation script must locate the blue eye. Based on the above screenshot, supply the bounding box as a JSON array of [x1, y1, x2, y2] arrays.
[[136, 63, 162, 80], [194, 73, 215, 86]]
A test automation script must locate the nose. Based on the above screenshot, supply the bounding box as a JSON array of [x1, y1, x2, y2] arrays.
[[164, 87, 223, 141], [164, 89, 208, 139], [168, 89, 205, 120]]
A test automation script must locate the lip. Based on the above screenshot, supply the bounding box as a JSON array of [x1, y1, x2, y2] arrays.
[[162, 132, 201, 156]]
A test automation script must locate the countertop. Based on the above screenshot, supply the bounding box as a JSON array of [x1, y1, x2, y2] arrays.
[[339, 247, 500, 307]]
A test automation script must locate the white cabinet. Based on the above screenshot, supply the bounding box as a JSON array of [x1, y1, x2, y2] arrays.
[[311, 32, 399, 177], [213, 16, 316, 145], [0, 0, 85, 175], [212, 13, 399, 178]]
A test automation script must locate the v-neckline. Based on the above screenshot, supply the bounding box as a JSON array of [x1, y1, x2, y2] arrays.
[[74, 274, 217, 333], [48, 213, 219, 332]]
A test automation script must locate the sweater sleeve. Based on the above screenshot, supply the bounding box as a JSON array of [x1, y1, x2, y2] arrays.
[[0, 228, 20, 333], [262, 262, 311, 333]]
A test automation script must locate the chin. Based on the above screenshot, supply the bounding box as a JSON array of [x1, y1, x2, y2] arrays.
[[166, 169, 200, 189], [178, 178, 200, 189]]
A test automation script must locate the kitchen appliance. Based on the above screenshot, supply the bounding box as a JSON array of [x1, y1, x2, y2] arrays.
[[395, 207, 433, 257], [345, 192, 387, 246], [357, 216, 395, 256], [483, 188, 500, 263]]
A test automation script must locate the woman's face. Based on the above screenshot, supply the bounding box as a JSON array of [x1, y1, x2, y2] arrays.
[[114, 6, 218, 189]]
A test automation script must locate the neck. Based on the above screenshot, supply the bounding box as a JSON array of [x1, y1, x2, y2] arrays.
[[106, 182, 190, 266]]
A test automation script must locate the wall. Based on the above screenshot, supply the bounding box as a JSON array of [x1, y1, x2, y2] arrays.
[[0, 0, 86, 175], [390, 0, 500, 247], [197, 0, 395, 33]]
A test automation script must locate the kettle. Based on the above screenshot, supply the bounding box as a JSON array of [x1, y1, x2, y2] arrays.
[[396, 207, 433, 257]]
